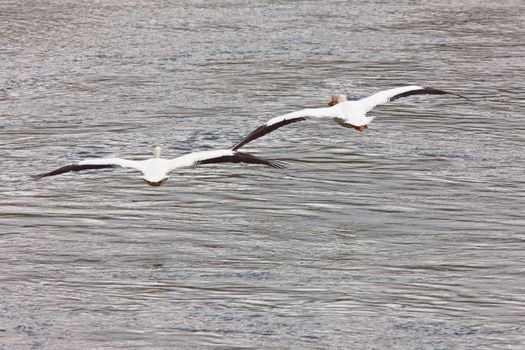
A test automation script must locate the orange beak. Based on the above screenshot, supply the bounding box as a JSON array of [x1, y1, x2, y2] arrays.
[[328, 96, 338, 106]]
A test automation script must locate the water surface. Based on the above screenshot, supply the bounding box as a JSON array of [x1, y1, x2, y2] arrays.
[[1, 1, 524, 349]]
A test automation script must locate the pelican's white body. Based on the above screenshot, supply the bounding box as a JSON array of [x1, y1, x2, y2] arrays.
[[264, 85, 427, 129]]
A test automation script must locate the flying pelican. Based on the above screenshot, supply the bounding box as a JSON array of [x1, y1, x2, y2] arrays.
[[32, 146, 283, 186], [232, 85, 469, 150]]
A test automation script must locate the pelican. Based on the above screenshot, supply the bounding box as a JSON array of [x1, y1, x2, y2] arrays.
[[32, 146, 283, 186], [232, 85, 469, 150]]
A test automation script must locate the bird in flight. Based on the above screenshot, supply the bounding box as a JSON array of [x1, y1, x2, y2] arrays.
[[233, 85, 469, 150], [32, 146, 283, 186]]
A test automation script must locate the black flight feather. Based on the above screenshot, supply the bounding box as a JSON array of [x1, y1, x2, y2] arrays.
[[194, 152, 285, 169], [389, 87, 471, 102], [31, 163, 121, 181], [232, 116, 310, 151]]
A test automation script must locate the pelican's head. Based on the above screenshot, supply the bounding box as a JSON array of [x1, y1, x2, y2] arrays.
[[328, 94, 348, 106], [153, 146, 162, 158]]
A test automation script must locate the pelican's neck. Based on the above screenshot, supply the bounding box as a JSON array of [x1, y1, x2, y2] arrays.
[[153, 146, 161, 158]]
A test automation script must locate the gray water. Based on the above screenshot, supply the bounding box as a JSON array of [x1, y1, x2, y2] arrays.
[[1, 1, 524, 349]]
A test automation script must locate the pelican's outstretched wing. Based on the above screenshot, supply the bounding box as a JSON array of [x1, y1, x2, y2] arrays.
[[169, 149, 284, 170], [361, 85, 470, 113], [232, 107, 340, 150], [31, 158, 143, 181]]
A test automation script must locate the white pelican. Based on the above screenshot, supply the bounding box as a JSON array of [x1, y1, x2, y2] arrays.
[[32, 146, 283, 186], [232, 85, 469, 150]]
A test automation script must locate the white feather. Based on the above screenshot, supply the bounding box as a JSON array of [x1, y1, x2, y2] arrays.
[[34, 148, 275, 185], [233, 85, 462, 150], [265, 107, 340, 127], [360, 85, 424, 112], [169, 149, 234, 170]]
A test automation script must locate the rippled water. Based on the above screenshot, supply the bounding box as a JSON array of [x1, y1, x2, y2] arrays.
[[1, 1, 524, 349]]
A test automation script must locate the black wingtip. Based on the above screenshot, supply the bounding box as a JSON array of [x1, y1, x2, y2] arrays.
[[231, 142, 243, 152], [231, 125, 266, 151], [232, 117, 311, 151], [424, 87, 472, 102], [232, 151, 286, 170], [388, 87, 472, 103], [30, 163, 121, 182], [449, 91, 472, 102], [268, 160, 287, 169], [31, 174, 43, 181]]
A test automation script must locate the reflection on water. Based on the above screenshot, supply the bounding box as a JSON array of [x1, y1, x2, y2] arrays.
[[1, 0, 524, 349]]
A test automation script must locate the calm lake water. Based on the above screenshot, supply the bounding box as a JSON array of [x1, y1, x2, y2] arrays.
[[1, 1, 524, 349]]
